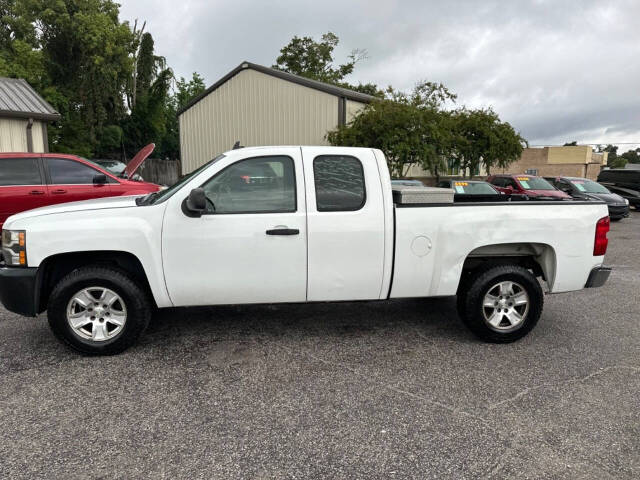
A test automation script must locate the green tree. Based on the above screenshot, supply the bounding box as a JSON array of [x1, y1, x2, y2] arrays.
[[327, 82, 456, 177], [174, 72, 206, 110], [447, 108, 526, 178], [619, 148, 640, 164], [274, 32, 366, 83], [158, 72, 207, 159], [273, 32, 384, 97], [1, 0, 136, 154]]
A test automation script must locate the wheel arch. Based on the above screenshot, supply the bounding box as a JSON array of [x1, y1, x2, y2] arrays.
[[458, 242, 557, 291], [36, 250, 156, 314]]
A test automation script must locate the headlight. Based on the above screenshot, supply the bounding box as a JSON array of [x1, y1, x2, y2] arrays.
[[625, 199, 629, 205], [1, 230, 27, 266]]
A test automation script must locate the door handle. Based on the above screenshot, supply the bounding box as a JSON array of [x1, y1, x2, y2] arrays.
[[52, 189, 67, 194], [29, 190, 45, 195], [266, 228, 299, 235]]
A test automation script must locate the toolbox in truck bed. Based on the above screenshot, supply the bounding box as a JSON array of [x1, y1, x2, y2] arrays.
[[391, 185, 454, 205]]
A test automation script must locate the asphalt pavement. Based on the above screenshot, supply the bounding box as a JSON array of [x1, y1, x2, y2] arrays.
[[0, 211, 638, 479]]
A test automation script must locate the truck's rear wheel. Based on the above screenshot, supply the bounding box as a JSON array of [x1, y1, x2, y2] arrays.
[[47, 266, 151, 355], [457, 264, 543, 343]]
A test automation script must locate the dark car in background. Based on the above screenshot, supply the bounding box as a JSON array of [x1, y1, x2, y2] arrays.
[[545, 176, 629, 220], [597, 169, 640, 211], [436, 179, 510, 202], [488, 174, 572, 200], [391, 179, 424, 187]]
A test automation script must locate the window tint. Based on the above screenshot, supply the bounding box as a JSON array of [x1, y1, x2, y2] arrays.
[[490, 177, 504, 187], [0, 158, 42, 186], [48, 158, 101, 184], [202, 156, 295, 213], [313, 155, 366, 211]]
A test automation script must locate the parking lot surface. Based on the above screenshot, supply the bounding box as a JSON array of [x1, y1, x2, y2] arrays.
[[0, 212, 638, 479]]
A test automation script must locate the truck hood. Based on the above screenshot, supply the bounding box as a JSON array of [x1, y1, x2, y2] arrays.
[[4, 195, 140, 227]]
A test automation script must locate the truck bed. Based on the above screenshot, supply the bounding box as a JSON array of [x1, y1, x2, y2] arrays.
[[390, 199, 608, 298]]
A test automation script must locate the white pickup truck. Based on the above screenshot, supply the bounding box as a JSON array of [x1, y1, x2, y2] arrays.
[[0, 146, 611, 354]]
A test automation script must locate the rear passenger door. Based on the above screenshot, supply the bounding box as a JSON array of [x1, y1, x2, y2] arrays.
[[0, 156, 49, 227], [44, 157, 112, 204], [301, 147, 386, 301]]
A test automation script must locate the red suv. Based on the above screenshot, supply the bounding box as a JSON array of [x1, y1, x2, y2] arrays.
[[0, 144, 160, 230], [487, 174, 571, 200]]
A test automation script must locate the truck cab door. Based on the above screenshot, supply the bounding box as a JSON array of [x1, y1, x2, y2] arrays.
[[301, 147, 387, 301], [161, 148, 307, 306]]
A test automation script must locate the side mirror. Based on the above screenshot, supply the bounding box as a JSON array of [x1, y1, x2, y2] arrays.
[[182, 188, 207, 217], [93, 174, 107, 185]]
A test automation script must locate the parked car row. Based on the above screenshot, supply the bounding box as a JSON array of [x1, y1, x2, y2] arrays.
[[544, 176, 630, 220], [396, 171, 634, 220], [0, 145, 160, 230]]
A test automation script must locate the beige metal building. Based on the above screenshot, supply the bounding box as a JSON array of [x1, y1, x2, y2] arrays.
[[0, 77, 60, 152], [177, 61, 375, 174], [497, 146, 607, 180]]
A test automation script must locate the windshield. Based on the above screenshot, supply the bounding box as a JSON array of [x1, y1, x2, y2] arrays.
[[452, 181, 497, 194], [140, 154, 225, 206], [515, 176, 555, 190], [95, 160, 126, 175], [570, 179, 610, 194]]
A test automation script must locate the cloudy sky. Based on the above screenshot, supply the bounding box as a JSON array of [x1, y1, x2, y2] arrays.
[[119, 0, 640, 150]]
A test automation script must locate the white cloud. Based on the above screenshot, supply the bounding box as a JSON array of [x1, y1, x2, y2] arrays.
[[118, 0, 640, 150]]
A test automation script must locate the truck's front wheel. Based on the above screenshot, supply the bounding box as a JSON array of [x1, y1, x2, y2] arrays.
[[457, 265, 543, 343], [47, 266, 151, 355]]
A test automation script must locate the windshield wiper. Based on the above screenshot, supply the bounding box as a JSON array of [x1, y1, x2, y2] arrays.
[[136, 192, 159, 206]]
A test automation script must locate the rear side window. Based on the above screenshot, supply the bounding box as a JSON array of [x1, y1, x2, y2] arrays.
[[313, 155, 366, 211], [0, 158, 42, 186], [47, 158, 101, 184]]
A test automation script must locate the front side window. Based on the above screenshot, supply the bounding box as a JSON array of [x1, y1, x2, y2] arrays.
[[0, 158, 42, 186], [202, 156, 296, 213], [313, 155, 366, 211], [47, 158, 103, 184]]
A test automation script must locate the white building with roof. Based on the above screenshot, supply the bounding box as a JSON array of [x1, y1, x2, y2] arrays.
[[0, 77, 60, 153]]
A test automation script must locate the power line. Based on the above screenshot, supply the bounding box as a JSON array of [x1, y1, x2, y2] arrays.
[[530, 142, 640, 146]]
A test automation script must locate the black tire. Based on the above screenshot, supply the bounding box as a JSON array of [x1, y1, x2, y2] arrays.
[[47, 266, 151, 355], [457, 264, 543, 343]]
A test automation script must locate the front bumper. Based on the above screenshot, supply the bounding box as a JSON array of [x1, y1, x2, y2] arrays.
[[0, 265, 39, 316], [584, 266, 612, 288]]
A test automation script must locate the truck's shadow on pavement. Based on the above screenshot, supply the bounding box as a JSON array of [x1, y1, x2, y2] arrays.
[[141, 296, 476, 349]]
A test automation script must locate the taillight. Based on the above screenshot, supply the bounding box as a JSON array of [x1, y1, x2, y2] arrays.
[[593, 216, 610, 256]]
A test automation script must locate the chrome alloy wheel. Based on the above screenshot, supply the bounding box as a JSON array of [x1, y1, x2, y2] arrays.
[[66, 287, 127, 342], [482, 281, 529, 331]]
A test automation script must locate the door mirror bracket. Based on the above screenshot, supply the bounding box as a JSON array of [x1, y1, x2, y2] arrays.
[[182, 188, 207, 218], [93, 174, 107, 185]]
